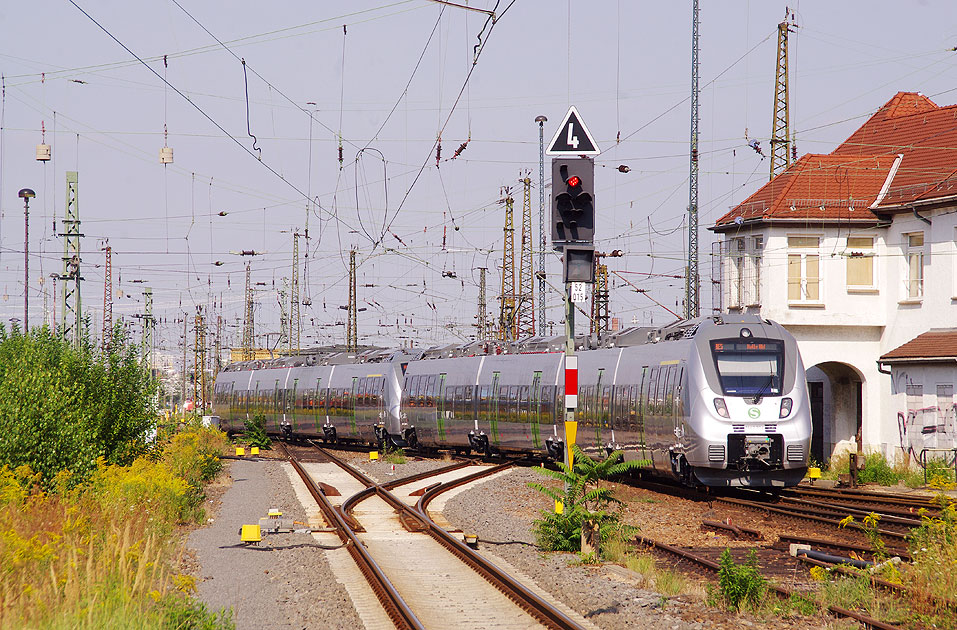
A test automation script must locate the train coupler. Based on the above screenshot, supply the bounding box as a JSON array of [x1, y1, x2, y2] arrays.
[[468, 431, 490, 457], [403, 427, 419, 449], [280, 422, 293, 441], [322, 425, 338, 444], [544, 437, 564, 462]]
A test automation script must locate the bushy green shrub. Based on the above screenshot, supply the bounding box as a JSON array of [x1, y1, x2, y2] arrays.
[[243, 414, 271, 449], [0, 324, 156, 488], [715, 548, 766, 611]]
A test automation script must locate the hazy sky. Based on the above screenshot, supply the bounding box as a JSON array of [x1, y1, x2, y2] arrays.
[[2, 0, 956, 358]]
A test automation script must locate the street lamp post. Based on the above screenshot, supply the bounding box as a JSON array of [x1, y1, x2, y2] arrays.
[[19, 189, 36, 330]]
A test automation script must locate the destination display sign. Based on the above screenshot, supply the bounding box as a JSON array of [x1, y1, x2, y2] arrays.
[[711, 340, 782, 354]]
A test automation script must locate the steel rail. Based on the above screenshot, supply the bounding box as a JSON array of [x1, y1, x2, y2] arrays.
[[773, 496, 923, 528], [313, 444, 587, 630], [634, 535, 907, 630], [277, 443, 425, 630], [414, 464, 589, 630], [713, 496, 910, 542]]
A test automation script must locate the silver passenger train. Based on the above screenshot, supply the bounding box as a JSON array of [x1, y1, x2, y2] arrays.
[[212, 315, 811, 487]]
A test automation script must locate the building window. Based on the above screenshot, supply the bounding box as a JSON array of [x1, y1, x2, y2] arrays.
[[905, 232, 924, 299], [953, 227, 957, 298], [937, 384, 954, 441], [787, 236, 821, 303], [723, 236, 763, 309], [846, 236, 875, 289]]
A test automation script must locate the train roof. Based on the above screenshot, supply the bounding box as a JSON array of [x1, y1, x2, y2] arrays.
[[220, 315, 779, 373]]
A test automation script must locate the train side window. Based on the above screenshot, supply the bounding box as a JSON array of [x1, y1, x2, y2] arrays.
[[519, 386, 529, 424], [464, 385, 473, 415], [509, 385, 519, 422]]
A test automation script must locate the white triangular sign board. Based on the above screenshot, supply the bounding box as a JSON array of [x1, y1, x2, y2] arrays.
[[546, 106, 600, 156]]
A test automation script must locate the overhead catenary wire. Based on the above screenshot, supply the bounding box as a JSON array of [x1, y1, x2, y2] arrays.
[[68, 0, 366, 240]]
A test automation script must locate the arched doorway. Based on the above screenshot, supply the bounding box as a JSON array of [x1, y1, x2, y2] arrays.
[[806, 361, 865, 464]]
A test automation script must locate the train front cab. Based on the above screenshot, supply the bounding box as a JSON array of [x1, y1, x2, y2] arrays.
[[684, 327, 811, 487]]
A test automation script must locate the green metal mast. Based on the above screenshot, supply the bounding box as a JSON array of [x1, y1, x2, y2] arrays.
[[61, 171, 83, 346]]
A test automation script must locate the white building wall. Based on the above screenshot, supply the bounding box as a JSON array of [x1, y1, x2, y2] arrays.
[[719, 205, 957, 464]]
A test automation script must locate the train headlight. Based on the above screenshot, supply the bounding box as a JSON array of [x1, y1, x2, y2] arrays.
[[779, 397, 793, 418], [713, 397, 729, 418]]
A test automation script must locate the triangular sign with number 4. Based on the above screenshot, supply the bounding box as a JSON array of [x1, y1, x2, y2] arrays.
[[546, 106, 600, 156]]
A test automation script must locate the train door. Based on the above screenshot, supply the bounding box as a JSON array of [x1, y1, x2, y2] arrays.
[[376, 377, 386, 428], [350, 376, 359, 436], [531, 371, 543, 449], [290, 378, 299, 432], [519, 385, 530, 442], [490, 372, 501, 444], [593, 369, 605, 449], [638, 367, 649, 463], [436, 373, 448, 441], [312, 377, 322, 433]]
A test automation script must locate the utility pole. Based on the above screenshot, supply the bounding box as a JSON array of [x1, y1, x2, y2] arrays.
[[289, 232, 301, 355], [278, 280, 289, 350], [770, 9, 797, 180], [181, 315, 187, 416], [242, 263, 254, 361], [476, 267, 488, 341], [19, 189, 35, 330], [101, 244, 112, 352], [214, 314, 222, 375], [61, 172, 83, 347], [535, 115, 547, 335], [347, 249, 357, 351], [498, 189, 516, 342], [517, 174, 536, 337], [686, 0, 701, 320]]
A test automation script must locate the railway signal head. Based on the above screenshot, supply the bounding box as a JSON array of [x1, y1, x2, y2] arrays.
[[551, 157, 594, 246]]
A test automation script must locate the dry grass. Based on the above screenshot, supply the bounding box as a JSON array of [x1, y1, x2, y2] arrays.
[[0, 426, 231, 630]]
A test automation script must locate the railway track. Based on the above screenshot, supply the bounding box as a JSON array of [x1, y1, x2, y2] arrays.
[[278, 441, 592, 630], [634, 534, 907, 630]]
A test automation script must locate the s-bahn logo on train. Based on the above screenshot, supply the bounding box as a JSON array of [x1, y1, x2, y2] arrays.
[[748, 407, 761, 419]]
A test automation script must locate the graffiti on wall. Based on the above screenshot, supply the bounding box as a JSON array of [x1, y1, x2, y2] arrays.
[[893, 370, 957, 467]]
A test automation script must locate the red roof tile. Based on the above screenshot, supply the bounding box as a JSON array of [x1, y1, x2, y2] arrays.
[[715, 92, 957, 227], [880, 330, 957, 362], [714, 154, 897, 226]]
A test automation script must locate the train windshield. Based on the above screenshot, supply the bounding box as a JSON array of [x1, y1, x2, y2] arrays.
[[710, 339, 783, 396]]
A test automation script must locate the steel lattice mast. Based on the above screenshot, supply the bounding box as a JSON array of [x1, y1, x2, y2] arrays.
[[770, 11, 795, 180], [101, 244, 112, 352], [142, 287, 154, 373], [517, 175, 535, 337], [193, 306, 206, 412], [685, 0, 701, 319], [242, 263, 254, 361], [498, 190, 516, 342], [289, 232, 301, 355], [61, 171, 83, 346], [476, 267, 488, 341], [347, 249, 357, 351]]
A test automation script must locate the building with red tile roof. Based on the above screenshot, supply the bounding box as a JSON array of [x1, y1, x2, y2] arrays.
[[710, 91, 957, 467]]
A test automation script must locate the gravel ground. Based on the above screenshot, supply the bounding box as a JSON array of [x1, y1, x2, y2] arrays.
[[441, 468, 842, 630], [187, 452, 848, 630], [187, 458, 362, 630]]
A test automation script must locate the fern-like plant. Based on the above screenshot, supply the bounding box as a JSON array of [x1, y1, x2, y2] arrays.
[[528, 446, 640, 557]]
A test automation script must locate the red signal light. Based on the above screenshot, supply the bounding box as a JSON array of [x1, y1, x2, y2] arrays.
[[567, 175, 581, 188]]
